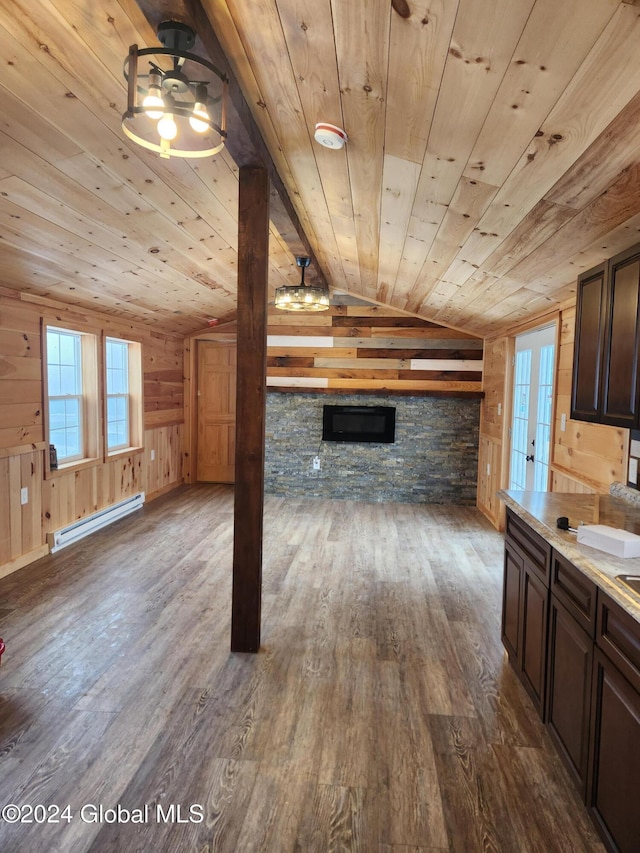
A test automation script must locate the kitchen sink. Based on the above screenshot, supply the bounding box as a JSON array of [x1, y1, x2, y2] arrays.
[[616, 574, 640, 596]]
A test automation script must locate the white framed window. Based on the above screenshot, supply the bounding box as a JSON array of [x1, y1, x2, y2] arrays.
[[106, 338, 130, 451], [45, 326, 99, 468], [104, 336, 143, 457], [47, 328, 84, 462], [44, 325, 143, 473]]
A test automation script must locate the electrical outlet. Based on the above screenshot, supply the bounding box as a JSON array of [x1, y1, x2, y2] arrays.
[[497, 403, 502, 416], [150, 449, 156, 461], [20, 487, 28, 505], [313, 456, 321, 471], [486, 463, 491, 476], [561, 413, 567, 432]]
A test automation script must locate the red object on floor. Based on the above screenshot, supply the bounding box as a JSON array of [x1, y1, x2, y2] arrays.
[[0, 638, 5, 664]]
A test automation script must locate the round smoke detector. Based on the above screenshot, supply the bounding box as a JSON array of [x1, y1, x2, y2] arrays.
[[314, 122, 347, 149]]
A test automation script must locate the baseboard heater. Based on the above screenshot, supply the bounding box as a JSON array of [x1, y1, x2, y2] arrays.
[[49, 492, 145, 553]]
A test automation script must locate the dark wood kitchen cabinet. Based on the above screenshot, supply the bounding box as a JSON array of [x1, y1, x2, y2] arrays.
[[502, 538, 522, 661], [545, 551, 598, 797], [571, 263, 607, 423], [588, 592, 640, 853], [571, 242, 640, 427], [501, 509, 551, 718], [601, 245, 640, 428], [501, 505, 640, 852]]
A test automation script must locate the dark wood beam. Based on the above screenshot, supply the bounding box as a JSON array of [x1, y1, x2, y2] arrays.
[[131, 0, 328, 290], [230, 165, 269, 653]]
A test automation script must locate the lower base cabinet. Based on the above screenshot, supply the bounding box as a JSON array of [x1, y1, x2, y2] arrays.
[[502, 541, 522, 662], [587, 596, 640, 853], [546, 595, 593, 797], [501, 510, 551, 719], [502, 518, 640, 853], [520, 565, 549, 716]]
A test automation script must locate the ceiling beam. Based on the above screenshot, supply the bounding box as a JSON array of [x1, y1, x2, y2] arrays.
[[131, 0, 329, 290]]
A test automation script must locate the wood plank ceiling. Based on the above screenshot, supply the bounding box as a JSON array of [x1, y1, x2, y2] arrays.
[[1, 0, 640, 337]]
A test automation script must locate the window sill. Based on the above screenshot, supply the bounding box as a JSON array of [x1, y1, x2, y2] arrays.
[[45, 456, 101, 480], [106, 445, 144, 462]]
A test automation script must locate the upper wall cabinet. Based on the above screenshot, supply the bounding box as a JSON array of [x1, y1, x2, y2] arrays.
[[571, 243, 640, 428], [601, 246, 640, 428], [571, 264, 607, 423]]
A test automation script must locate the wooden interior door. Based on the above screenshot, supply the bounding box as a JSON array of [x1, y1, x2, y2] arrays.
[[197, 342, 236, 483]]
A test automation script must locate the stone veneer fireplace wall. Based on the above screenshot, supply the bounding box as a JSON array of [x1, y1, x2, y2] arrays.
[[265, 392, 480, 504]]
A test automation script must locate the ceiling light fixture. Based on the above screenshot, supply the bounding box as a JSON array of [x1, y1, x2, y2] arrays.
[[122, 21, 228, 159], [274, 257, 330, 312]]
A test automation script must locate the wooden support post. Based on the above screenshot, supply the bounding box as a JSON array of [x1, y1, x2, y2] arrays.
[[231, 165, 269, 653]]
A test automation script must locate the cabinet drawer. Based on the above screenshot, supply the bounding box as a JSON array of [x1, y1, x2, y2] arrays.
[[596, 592, 640, 693], [505, 509, 551, 583], [551, 550, 598, 637]]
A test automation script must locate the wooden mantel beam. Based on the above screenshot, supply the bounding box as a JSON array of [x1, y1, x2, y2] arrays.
[[131, 0, 328, 290]]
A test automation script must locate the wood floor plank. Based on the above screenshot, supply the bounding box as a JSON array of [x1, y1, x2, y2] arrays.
[[296, 783, 376, 852], [492, 742, 606, 853], [429, 713, 518, 853], [232, 760, 316, 852], [0, 486, 606, 851], [375, 687, 448, 848]]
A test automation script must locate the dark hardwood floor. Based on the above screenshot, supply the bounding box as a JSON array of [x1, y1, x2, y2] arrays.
[[0, 486, 605, 852]]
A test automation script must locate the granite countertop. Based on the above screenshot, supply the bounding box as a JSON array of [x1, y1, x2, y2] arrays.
[[498, 489, 640, 622]]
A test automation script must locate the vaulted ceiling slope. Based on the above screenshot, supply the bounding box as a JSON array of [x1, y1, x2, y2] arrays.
[[2, 0, 640, 338]]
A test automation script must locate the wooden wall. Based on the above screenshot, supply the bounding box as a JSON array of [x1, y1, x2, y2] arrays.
[[0, 289, 183, 579], [184, 304, 484, 482], [266, 304, 483, 393], [477, 336, 511, 527], [478, 303, 629, 529]]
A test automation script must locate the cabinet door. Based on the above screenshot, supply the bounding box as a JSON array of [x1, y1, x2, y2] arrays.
[[520, 564, 549, 717], [502, 542, 523, 662], [601, 247, 640, 428], [588, 648, 640, 853], [546, 595, 593, 797], [571, 264, 607, 423]]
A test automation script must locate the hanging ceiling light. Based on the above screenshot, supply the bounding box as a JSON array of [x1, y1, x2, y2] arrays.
[[122, 21, 227, 159], [274, 257, 330, 312]]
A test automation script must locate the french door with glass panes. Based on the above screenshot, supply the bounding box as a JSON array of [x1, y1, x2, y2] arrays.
[[509, 325, 556, 492]]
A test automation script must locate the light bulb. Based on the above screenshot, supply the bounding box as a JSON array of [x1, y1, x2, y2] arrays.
[[189, 103, 210, 133], [143, 71, 164, 120], [142, 91, 164, 120], [157, 113, 177, 141]]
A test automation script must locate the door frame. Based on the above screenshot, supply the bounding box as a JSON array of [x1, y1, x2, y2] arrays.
[[504, 319, 560, 496], [509, 322, 558, 492], [183, 328, 237, 484], [479, 312, 562, 532]]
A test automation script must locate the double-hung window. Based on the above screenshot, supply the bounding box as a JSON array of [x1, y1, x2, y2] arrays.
[[46, 326, 98, 465], [46, 328, 87, 463], [104, 336, 143, 456], [45, 325, 142, 471], [106, 338, 130, 451]]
